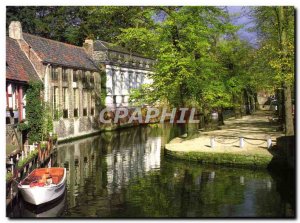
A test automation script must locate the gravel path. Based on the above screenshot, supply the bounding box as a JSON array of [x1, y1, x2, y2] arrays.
[[166, 111, 284, 157]]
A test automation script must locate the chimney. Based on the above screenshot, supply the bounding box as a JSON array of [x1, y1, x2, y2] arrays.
[[83, 39, 94, 56], [9, 21, 23, 40]]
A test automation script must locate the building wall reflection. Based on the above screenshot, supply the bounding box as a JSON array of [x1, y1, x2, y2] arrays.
[[56, 126, 163, 215]]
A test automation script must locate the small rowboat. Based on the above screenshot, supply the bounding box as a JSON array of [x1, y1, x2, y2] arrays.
[[18, 167, 66, 206]]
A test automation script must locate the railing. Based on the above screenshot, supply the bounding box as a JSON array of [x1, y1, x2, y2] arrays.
[[6, 136, 58, 207], [209, 136, 273, 149]]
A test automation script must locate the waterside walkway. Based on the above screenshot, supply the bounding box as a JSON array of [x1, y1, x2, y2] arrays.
[[165, 111, 285, 168]]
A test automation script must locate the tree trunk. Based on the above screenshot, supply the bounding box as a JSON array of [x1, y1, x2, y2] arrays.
[[233, 94, 242, 118], [217, 107, 224, 125], [279, 7, 294, 135], [283, 82, 294, 135]]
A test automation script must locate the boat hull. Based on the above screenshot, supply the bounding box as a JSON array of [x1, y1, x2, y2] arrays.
[[18, 168, 66, 206]]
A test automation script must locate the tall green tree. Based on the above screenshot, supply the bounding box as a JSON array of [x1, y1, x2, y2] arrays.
[[120, 7, 236, 109], [251, 6, 295, 135], [6, 6, 150, 46]]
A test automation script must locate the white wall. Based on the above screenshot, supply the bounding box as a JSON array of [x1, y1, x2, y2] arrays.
[[105, 65, 153, 107]]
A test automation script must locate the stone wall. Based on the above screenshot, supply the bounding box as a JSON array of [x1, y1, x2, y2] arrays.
[[54, 116, 100, 141], [6, 124, 22, 155]]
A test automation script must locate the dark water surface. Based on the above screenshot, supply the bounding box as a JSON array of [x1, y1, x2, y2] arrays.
[[9, 124, 295, 218]]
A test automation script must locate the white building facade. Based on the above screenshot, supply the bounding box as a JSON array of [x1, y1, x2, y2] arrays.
[[84, 40, 154, 108]]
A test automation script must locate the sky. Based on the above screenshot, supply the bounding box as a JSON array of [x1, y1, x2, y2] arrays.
[[227, 6, 258, 45]]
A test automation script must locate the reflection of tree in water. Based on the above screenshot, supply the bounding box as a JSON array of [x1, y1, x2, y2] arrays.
[[120, 160, 284, 217], [265, 169, 295, 217], [53, 124, 292, 218]]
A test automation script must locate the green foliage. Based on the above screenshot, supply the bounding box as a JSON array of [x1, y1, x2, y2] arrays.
[[129, 84, 158, 106], [100, 70, 107, 109], [16, 149, 38, 169], [6, 172, 13, 182], [26, 81, 44, 144], [40, 141, 47, 151], [6, 6, 151, 46], [17, 121, 29, 132], [53, 109, 62, 121], [42, 103, 53, 139], [250, 6, 295, 87], [119, 6, 245, 112]]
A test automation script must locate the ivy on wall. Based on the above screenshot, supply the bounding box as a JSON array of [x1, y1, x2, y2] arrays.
[[25, 81, 44, 144]]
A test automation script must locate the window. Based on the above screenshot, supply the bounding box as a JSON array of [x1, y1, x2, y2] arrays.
[[91, 108, 94, 116], [141, 73, 144, 84], [91, 95, 95, 116], [73, 88, 79, 118], [134, 73, 138, 88], [73, 71, 78, 82], [83, 108, 87, 116], [51, 67, 58, 81], [90, 75, 94, 84], [83, 90, 88, 116], [128, 72, 132, 89], [120, 72, 124, 93], [53, 87, 59, 118], [111, 70, 116, 95], [63, 87, 68, 118], [74, 108, 78, 118], [6, 84, 13, 109], [82, 72, 87, 84], [62, 68, 68, 82]]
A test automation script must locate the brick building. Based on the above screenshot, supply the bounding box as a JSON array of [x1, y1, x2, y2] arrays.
[[6, 21, 155, 142], [6, 34, 41, 153], [8, 21, 102, 140]]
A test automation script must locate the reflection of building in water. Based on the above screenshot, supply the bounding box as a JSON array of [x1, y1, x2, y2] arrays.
[[55, 127, 162, 214], [106, 136, 161, 194]]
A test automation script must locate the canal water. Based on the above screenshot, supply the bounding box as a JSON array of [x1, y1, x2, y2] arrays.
[[8, 124, 295, 218]]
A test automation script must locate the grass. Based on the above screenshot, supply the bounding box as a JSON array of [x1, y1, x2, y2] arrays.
[[164, 149, 273, 169]]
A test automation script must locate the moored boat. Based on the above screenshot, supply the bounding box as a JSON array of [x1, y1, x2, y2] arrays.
[[18, 167, 66, 206]]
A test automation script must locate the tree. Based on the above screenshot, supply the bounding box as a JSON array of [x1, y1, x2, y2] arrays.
[[6, 6, 150, 46], [120, 7, 235, 107], [251, 6, 295, 135]]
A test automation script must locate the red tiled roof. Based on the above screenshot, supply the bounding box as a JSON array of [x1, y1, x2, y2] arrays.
[[6, 37, 40, 82], [23, 33, 97, 71]]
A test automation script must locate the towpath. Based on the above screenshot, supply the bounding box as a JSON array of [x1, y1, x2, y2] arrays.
[[166, 110, 284, 157]]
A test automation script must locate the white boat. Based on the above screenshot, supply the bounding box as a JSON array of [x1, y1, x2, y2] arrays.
[[18, 167, 66, 206]]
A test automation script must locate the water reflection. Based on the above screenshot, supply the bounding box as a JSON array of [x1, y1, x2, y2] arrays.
[[21, 192, 66, 217], [8, 124, 295, 218]]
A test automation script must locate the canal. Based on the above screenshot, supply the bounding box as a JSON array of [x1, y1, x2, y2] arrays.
[[8, 124, 295, 218]]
